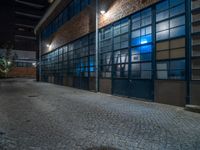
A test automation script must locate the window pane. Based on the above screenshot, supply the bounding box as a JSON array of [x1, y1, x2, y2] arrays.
[[170, 4, 185, 17], [170, 60, 185, 70], [141, 53, 152, 61], [141, 71, 152, 79], [157, 41, 170, 51], [156, 21, 169, 32], [141, 62, 152, 70], [140, 45, 152, 53], [132, 55, 140, 62], [156, 30, 169, 41], [157, 62, 168, 70], [170, 16, 185, 28], [141, 35, 152, 44], [156, 10, 169, 22], [170, 0, 184, 7], [156, 0, 169, 12], [132, 30, 140, 38], [157, 71, 168, 79], [169, 70, 185, 79], [132, 63, 140, 70], [170, 26, 185, 38]]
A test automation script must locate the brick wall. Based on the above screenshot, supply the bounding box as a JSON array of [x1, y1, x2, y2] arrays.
[[99, 0, 160, 28], [41, 0, 160, 55], [41, 6, 95, 54], [8, 67, 36, 78]]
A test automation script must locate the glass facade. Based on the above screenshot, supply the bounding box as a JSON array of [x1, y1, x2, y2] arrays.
[[99, 25, 112, 78], [41, 0, 193, 91], [113, 18, 129, 78], [155, 0, 186, 80], [41, 35, 96, 83], [131, 8, 153, 79]]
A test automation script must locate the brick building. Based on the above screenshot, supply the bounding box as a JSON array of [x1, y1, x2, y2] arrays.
[[35, 0, 200, 106], [0, 49, 36, 78]]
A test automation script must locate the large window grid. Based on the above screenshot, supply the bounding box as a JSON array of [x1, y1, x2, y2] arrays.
[[40, 0, 191, 83], [100, 52, 112, 78], [49, 52, 54, 75], [156, 0, 186, 80], [68, 43, 74, 76], [89, 33, 96, 77], [113, 18, 129, 78], [157, 59, 185, 80], [131, 8, 153, 79], [99, 25, 113, 78], [73, 36, 89, 77], [42, 0, 91, 40], [57, 48, 64, 83], [63, 45, 68, 75], [41, 55, 48, 81]]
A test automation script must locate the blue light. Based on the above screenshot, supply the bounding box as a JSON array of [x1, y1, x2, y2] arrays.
[[140, 35, 152, 45], [131, 37, 141, 46], [140, 45, 152, 53], [141, 40, 147, 44], [90, 67, 94, 72], [132, 35, 152, 46]]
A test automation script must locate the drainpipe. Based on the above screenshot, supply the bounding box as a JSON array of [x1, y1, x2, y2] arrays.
[[95, 0, 99, 92], [186, 0, 191, 104], [39, 33, 42, 81]]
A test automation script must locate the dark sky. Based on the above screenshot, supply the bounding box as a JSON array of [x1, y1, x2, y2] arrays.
[[0, 0, 50, 51]]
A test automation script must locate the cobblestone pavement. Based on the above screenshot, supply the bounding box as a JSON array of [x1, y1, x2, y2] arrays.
[[0, 79, 200, 150]]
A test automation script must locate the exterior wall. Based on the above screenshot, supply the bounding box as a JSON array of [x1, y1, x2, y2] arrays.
[[155, 80, 186, 106], [8, 67, 36, 78], [190, 0, 200, 105], [99, 79, 112, 94], [41, 0, 160, 55], [37, 0, 199, 107], [191, 81, 200, 105], [41, 7, 95, 54], [99, 0, 159, 28], [89, 77, 96, 91], [0, 49, 36, 78]]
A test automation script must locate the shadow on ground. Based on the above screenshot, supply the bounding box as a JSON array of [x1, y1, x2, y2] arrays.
[[86, 146, 121, 150]]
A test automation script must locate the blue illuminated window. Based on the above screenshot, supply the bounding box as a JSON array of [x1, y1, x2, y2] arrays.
[[131, 8, 153, 79], [140, 45, 152, 53]]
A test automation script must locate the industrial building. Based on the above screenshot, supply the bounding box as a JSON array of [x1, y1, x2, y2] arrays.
[[0, 0, 50, 78], [35, 0, 200, 107]]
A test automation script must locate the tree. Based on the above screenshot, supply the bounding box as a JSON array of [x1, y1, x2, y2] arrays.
[[0, 42, 16, 78], [0, 58, 13, 78]]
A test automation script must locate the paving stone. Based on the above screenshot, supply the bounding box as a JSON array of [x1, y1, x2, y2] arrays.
[[0, 78, 200, 150]]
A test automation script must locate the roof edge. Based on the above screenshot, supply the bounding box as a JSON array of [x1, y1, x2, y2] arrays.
[[34, 0, 62, 35]]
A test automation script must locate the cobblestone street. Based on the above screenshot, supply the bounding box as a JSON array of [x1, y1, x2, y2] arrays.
[[0, 79, 200, 150]]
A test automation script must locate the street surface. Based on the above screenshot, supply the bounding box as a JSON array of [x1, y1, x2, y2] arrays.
[[0, 79, 200, 150]]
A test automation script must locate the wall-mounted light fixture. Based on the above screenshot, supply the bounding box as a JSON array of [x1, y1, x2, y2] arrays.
[[100, 10, 106, 15], [32, 62, 36, 67], [46, 44, 50, 48]]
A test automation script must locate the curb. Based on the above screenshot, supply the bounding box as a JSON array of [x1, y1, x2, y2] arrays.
[[185, 105, 200, 113]]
